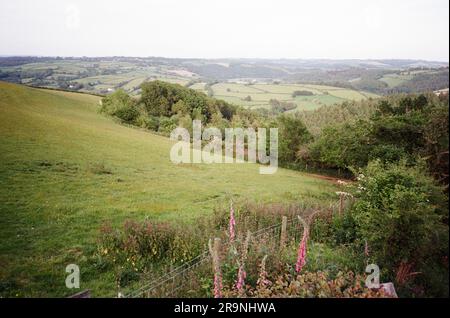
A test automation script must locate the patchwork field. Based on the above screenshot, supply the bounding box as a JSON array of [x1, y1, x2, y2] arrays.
[[204, 82, 379, 111], [1, 59, 194, 96], [0, 81, 337, 297]]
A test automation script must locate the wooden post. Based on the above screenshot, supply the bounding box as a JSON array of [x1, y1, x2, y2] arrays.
[[280, 216, 287, 250], [213, 238, 221, 261], [208, 238, 222, 298]]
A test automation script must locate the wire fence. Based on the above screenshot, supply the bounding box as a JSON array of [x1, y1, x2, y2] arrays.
[[123, 197, 351, 298]]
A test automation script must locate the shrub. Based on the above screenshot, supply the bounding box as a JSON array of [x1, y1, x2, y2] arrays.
[[157, 116, 178, 135], [349, 160, 448, 290], [100, 89, 139, 124], [96, 220, 205, 286], [114, 104, 140, 124], [135, 115, 159, 131]]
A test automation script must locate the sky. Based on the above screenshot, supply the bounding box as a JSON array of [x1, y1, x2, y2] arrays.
[[0, 0, 448, 61]]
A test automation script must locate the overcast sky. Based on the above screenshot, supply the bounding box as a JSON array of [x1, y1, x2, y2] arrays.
[[0, 0, 448, 61]]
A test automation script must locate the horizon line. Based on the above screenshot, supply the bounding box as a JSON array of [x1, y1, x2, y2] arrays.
[[0, 54, 448, 64]]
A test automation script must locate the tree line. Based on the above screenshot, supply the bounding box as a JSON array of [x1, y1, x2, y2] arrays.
[[101, 81, 448, 184]]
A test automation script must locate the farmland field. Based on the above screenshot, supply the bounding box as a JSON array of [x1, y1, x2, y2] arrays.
[[209, 82, 378, 111], [0, 81, 338, 297], [379, 73, 414, 87]]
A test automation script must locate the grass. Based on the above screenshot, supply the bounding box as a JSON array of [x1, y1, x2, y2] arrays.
[[210, 83, 378, 111], [379, 73, 414, 88], [5, 59, 195, 95], [0, 81, 338, 297]]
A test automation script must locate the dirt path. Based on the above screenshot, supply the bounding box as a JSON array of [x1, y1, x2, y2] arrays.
[[303, 172, 354, 185]]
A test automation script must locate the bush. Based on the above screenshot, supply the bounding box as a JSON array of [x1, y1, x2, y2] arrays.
[[97, 220, 204, 278], [349, 160, 448, 292], [100, 89, 139, 124], [158, 116, 178, 135], [114, 104, 140, 124], [135, 115, 159, 131]]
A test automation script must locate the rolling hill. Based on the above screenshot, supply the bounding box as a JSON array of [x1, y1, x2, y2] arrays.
[[0, 81, 337, 296]]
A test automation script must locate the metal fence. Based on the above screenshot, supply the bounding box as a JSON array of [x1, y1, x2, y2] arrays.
[[123, 198, 349, 298], [123, 216, 306, 298]]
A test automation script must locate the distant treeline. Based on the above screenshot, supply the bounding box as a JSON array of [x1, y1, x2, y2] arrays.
[[389, 70, 450, 93]]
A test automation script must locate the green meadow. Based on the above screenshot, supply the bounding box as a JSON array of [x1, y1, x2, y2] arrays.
[[204, 82, 378, 111], [0, 81, 337, 297]]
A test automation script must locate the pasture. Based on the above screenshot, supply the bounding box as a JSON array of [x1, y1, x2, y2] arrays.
[[209, 82, 378, 111], [0, 81, 337, 297]]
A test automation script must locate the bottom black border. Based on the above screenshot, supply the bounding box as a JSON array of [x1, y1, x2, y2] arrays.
[[1, 298, 448, 316]]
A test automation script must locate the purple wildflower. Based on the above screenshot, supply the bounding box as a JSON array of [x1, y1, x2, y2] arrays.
[[213, 273, 223, 298], [295, 227, 309, 273], [229, 201, 236, 242], [236, 266, 246, 292]]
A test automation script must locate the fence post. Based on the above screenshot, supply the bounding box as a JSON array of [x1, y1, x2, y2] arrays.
[[208, 238, 222, 298], [280, 216, 287, 250]]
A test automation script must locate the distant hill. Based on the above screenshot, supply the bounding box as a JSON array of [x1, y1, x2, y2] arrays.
[[0, 57, 447, 98]]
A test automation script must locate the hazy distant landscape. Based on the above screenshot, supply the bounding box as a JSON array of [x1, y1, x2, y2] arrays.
[[0, 57, 448, 112], [0, 0, 448, 302]]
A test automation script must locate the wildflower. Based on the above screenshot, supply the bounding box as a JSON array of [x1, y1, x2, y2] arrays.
[[213, 271, 223, 298], [257, 255, 271, 289], [235, 231, 251, 293], [295, 216, 309, 273], [295, 228, 309, 273], [229, 200, 236, 243], [236, 266, 246, 292]]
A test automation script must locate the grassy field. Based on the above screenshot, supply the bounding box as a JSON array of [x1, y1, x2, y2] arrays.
[[1, 59, 194, 95], [209, 82, 378, 111], [1, 58, 381, 111], [0, 81, 338, 297], [379, 73, 414, 87]]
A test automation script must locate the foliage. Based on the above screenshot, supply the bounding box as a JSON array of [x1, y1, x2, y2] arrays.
[[0, 82, 338, 297], [100, 89, 139, 124], [277, 115, 312, 164], [304, 94, 449, 182], [223, 271, 391, 298], [140, 80, 236, 123], [348, 161, 448, 296], [96, 220, 205, 286], [308, 120, 373, 170]]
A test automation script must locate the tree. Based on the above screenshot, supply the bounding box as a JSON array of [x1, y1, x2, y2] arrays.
[[277, 115, 312, 164], [308, 120, 373, 170], [100, 89, 139, 124]]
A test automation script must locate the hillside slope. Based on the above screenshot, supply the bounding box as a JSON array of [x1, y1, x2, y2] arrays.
[[0, 82, 337, 296]]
